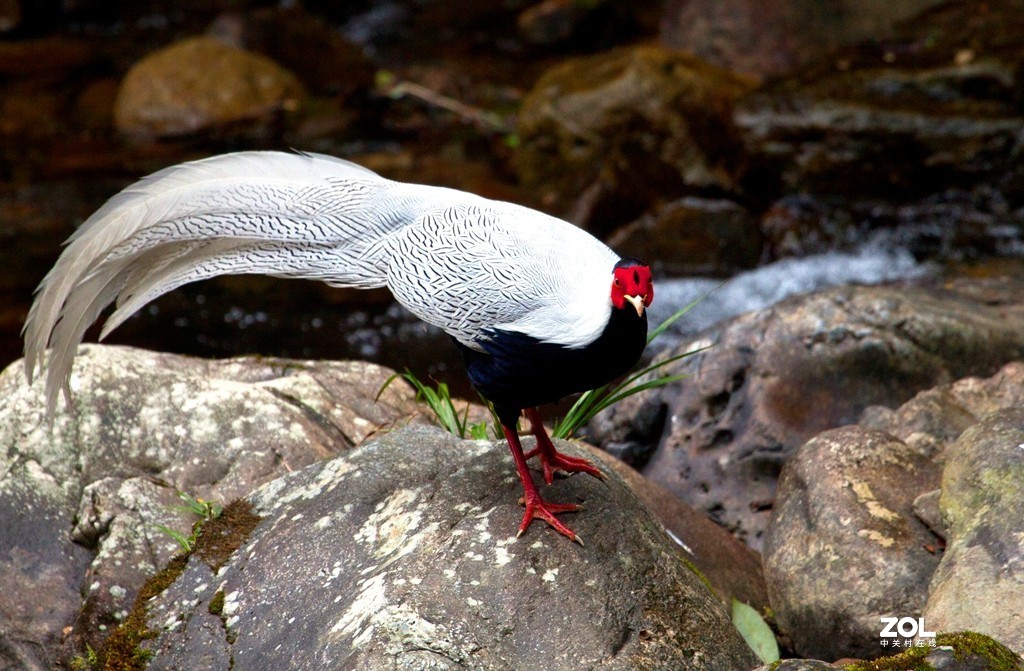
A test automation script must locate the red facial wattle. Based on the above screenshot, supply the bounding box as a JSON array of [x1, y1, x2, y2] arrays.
[[611, 263, 653, 316]]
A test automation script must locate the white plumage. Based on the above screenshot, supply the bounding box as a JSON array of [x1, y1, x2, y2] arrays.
[[23, 151, 619, 412]]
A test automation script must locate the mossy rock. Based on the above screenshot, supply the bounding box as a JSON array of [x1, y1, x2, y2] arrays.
[[849, 632, 1023, 671]]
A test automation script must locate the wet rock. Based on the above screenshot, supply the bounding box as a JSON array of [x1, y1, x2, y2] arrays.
[[924, 407, 1024, 654], [113, 36, 305, 139], [591, 283, 1024, 549], [0, 345, 422, 668], [734, 2, 1024, 261], [763, 427, 942, 660], [607, 196, 762, 275], [737, 90, 1023, 205], [516, 44, 754, 236], [737, 0, 1024, 199], [659, 0, 942, 80], [758, 195, 853, 261], [138, 425, 761, 671], [759, 189, 1024, 264]]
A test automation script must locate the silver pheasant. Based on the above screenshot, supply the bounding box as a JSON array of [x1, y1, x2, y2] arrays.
[[23, 151, 654, 542]]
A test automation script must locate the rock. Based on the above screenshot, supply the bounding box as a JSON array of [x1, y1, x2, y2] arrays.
[[762, 361, 1024, 659], [590, 283, 1024, 549], [590, 450, 768, 612], [912, 489, 945, 538], [659, 0, 942, 80], [0, 433, 90, 671], [757, 195, 853, 261], [517, 0, 593, 45], [135, 425, 761, 671], [751, 661, 839, 671], [516, 44, 754, 236], [113, 36, 304, 138], [0, 345, 422, 669], [208, 6, 375, 97], [920, 633, 1024, 671], [606, 196, 762, 276], [735, 2, 1024, 262], [0, 0, 19, 33], [924, 407, 1024, 654], [763, 427, 942, 660]]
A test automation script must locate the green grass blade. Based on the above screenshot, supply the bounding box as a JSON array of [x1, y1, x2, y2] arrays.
[[153, 524, 193, 552], [552, 383, 610, 439], [646, 280, 726, 344], [600, 374, 689, 408], [375, 372, 402, 402], [551, 283, 718, 440], [616, 348, 706, 389], [379, 369, 472, 438]]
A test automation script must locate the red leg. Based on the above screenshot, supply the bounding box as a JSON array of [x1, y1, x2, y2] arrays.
[[522, 407, 605, 485], [502, 424, 582, 544]]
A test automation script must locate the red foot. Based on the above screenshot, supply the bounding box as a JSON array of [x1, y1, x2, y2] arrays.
[[517, 493, 583, 545], [523, 407, 605, 485], [523, 444, 605, 485], [503, 421, 586, 544]]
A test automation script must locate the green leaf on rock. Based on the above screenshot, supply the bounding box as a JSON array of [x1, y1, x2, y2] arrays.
[[731, 599, 780, 664]]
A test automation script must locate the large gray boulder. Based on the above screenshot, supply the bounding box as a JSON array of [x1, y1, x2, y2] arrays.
[[925, 407, 1024, 653], [140, 425, 760, 671], [0, 344, 764, 670], [0, 345, 423, 670], [765, 361, 1024, 659], [763, 426, 942, 660]]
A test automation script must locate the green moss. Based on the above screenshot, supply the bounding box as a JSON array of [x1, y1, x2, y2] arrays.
[[192, 499, 261, 571], [69, 644, 100, 670], [82, 499, 262, 669], [845, 631, 1023, 671], [208, 589, 226, 616], [936, 632, 1023, 671], [678, 554, 714, 594], [848, 644, 934, 671], [94, 554, 189, 670]]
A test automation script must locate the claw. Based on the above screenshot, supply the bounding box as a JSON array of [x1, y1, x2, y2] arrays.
[[516, 494, 583, 544]]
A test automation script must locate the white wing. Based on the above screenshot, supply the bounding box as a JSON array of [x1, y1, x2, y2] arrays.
[[385, 199, 617, 351], [23, 150, 619, 412]]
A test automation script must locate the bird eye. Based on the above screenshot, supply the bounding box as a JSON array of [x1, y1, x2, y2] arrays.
[[614, 277, 622, 288]]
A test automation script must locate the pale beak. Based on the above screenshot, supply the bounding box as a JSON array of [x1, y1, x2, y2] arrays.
[[624, 294, 646, 317]]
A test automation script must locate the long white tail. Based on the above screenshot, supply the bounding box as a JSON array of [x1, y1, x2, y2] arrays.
[[23, 151, 415, 412]]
